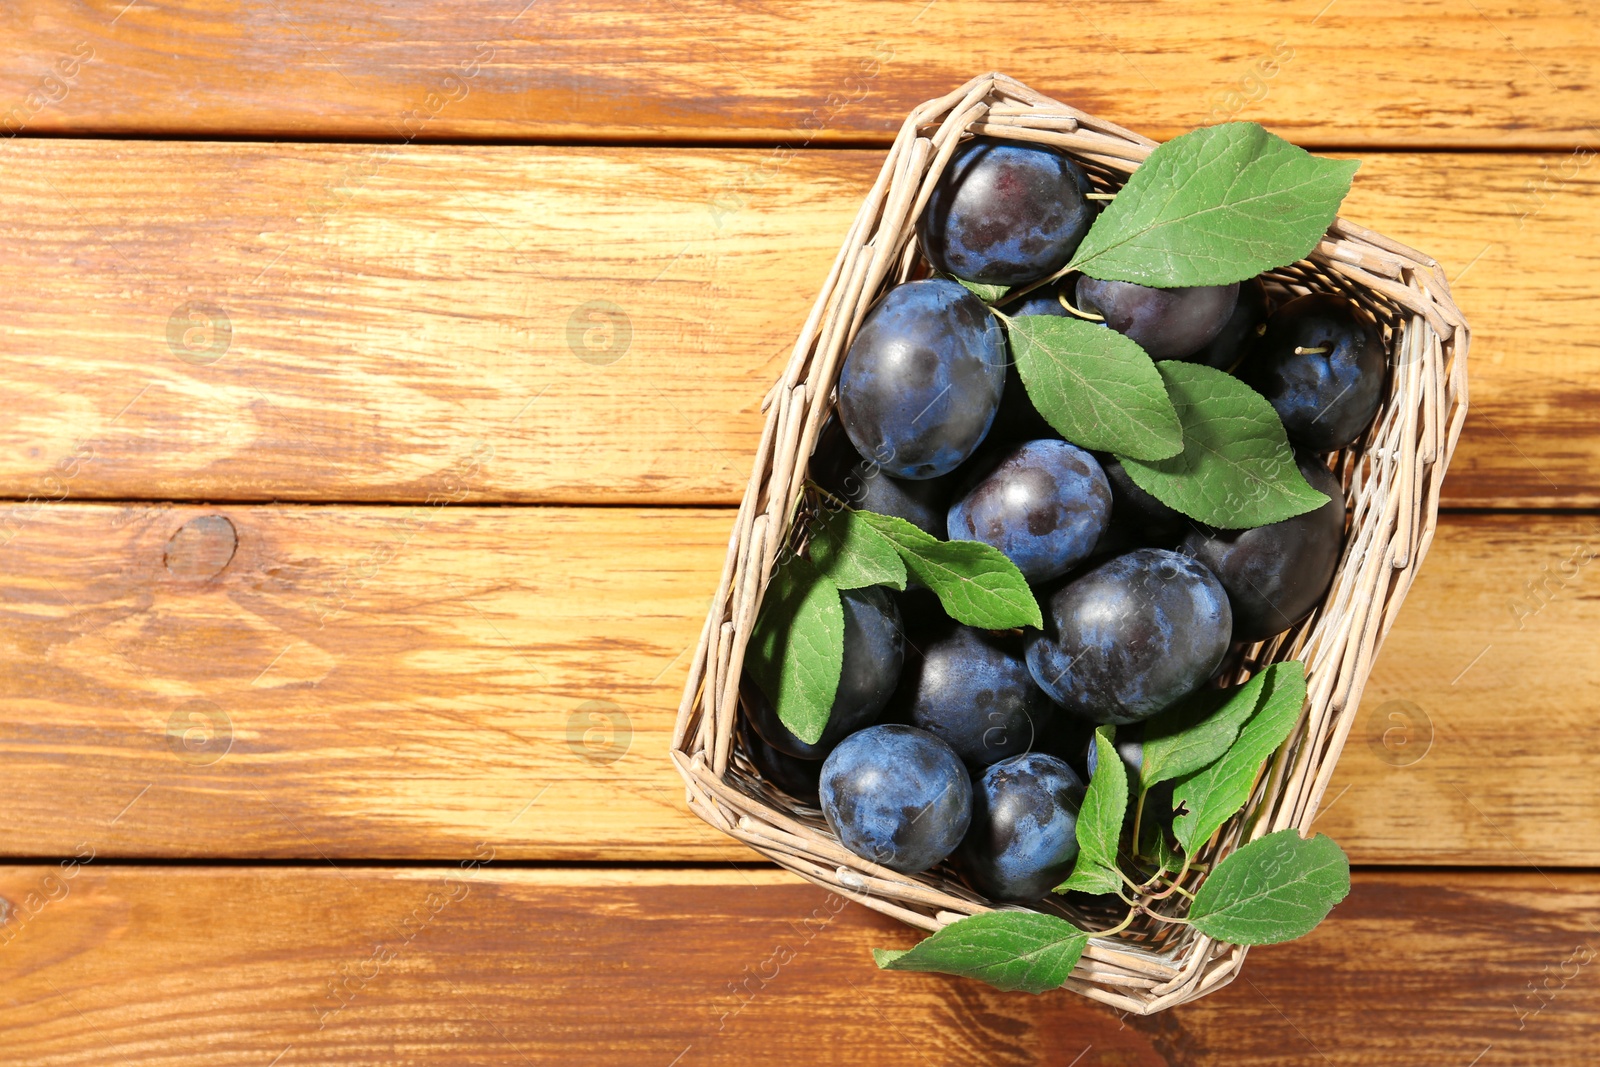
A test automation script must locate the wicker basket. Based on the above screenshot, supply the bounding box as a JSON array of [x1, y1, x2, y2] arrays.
[[670, 72, 1468, 1013]]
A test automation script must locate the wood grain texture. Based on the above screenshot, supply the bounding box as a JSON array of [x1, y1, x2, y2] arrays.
[[1, 503, 1596, 864], [1, 1, 1597, 148], [1315, 511, 1600, 864], [0, 865, 1594, 1065], [0, 141, 836, 505], [0, 502, 735, 861], [0, 141, 1592, 507]]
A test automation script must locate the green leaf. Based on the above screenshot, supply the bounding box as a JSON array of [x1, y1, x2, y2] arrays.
[[1146, 814, 1187, 875], [808, 506, 906, 591], [1141, 667, 1278, 789], [1172, 661, 1307, 853], [743, 557, 844, 745], [1067, 122, 1359, 286], [1130, 776, 1186, 875], [1120, 361, 1330, 527], [1189, 829, 1351, 945], [1007, 315, 1183, 461], [873, 911, 1089, 994], [857, 512, 1042, 629], [955, 278, 1011, 303], [1057, 726, 1128, 895]]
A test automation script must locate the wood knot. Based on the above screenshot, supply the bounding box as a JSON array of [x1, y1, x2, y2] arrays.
[[164, 515, 238, 580]]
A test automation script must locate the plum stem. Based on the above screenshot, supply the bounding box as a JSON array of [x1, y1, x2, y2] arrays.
[[1294, 345, 1330, 355], [1058, 293, 1105, 322], [992, 262, 1074, 309], [1085, 191, 1118, 200]]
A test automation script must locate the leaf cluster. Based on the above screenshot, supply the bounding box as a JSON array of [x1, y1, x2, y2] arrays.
[[876, 662, 1350, 991], [995, 122, 1355, 526]]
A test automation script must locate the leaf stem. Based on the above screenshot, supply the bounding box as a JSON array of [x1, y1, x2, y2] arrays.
[[1116, 886, 1192, 925], [1137, 865, 1170, 892], [1145, 855, 1196, 901], [1084, 191, 1118, 200], [1131, 786, 1148, 861], [1139, 909, 1192, 926], [1084, 906, 1139, 938], [803, 479, 849, 512], [1145, 857, 1196, 895]]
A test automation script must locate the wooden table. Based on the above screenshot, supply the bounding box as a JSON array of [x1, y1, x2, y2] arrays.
[[0, 3, 1595, 1063]]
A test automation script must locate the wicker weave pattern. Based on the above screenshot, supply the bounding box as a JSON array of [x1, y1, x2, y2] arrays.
[[670, 72, 1468, 1013]]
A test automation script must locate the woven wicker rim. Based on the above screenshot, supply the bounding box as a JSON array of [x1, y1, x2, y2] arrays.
[[671, 72, 1469, 1013]]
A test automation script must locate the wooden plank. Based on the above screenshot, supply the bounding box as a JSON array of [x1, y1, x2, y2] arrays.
[[0, 502, 736, 861], [0, 504, 1595, 864], [0, 142, 1591, 507], [1, 2, 1596, 148], [1316, 511, 1600, 864], [0, 864, 1595, 1065], [0, 141, 847, 506]]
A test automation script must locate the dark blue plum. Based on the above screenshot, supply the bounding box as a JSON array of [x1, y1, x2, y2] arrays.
[[1009, 276, 1075, 319], [833, 585, 906, 715], [902, 623, 1054, 766], [947, 440, 1111, 584], [986, 359, 1061, 445], [894, 585, 949, 644], [957, 752, 1085, 900], [1239, 292, 1385, 453], [1034, 711, 1096, 780], [838, 279, 1007, 480], [966, 277, 1071, 446], [1026, 549, 1232, 725], [1208, 642, 1248, 686], [1189, 276, 1269, 371], [742, 682, 828, 759], [1092, 454, 1188, 555], [1075, 277, 1240, 361], [1084, 726, 1144, 782], [1180, 456, 1345, 642], [811, 416, 956, 539], [740, 722, 822, 807], [918, 137, 1094, 286], [820, 724, 972, 874], [743, 585, 905, 758]]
